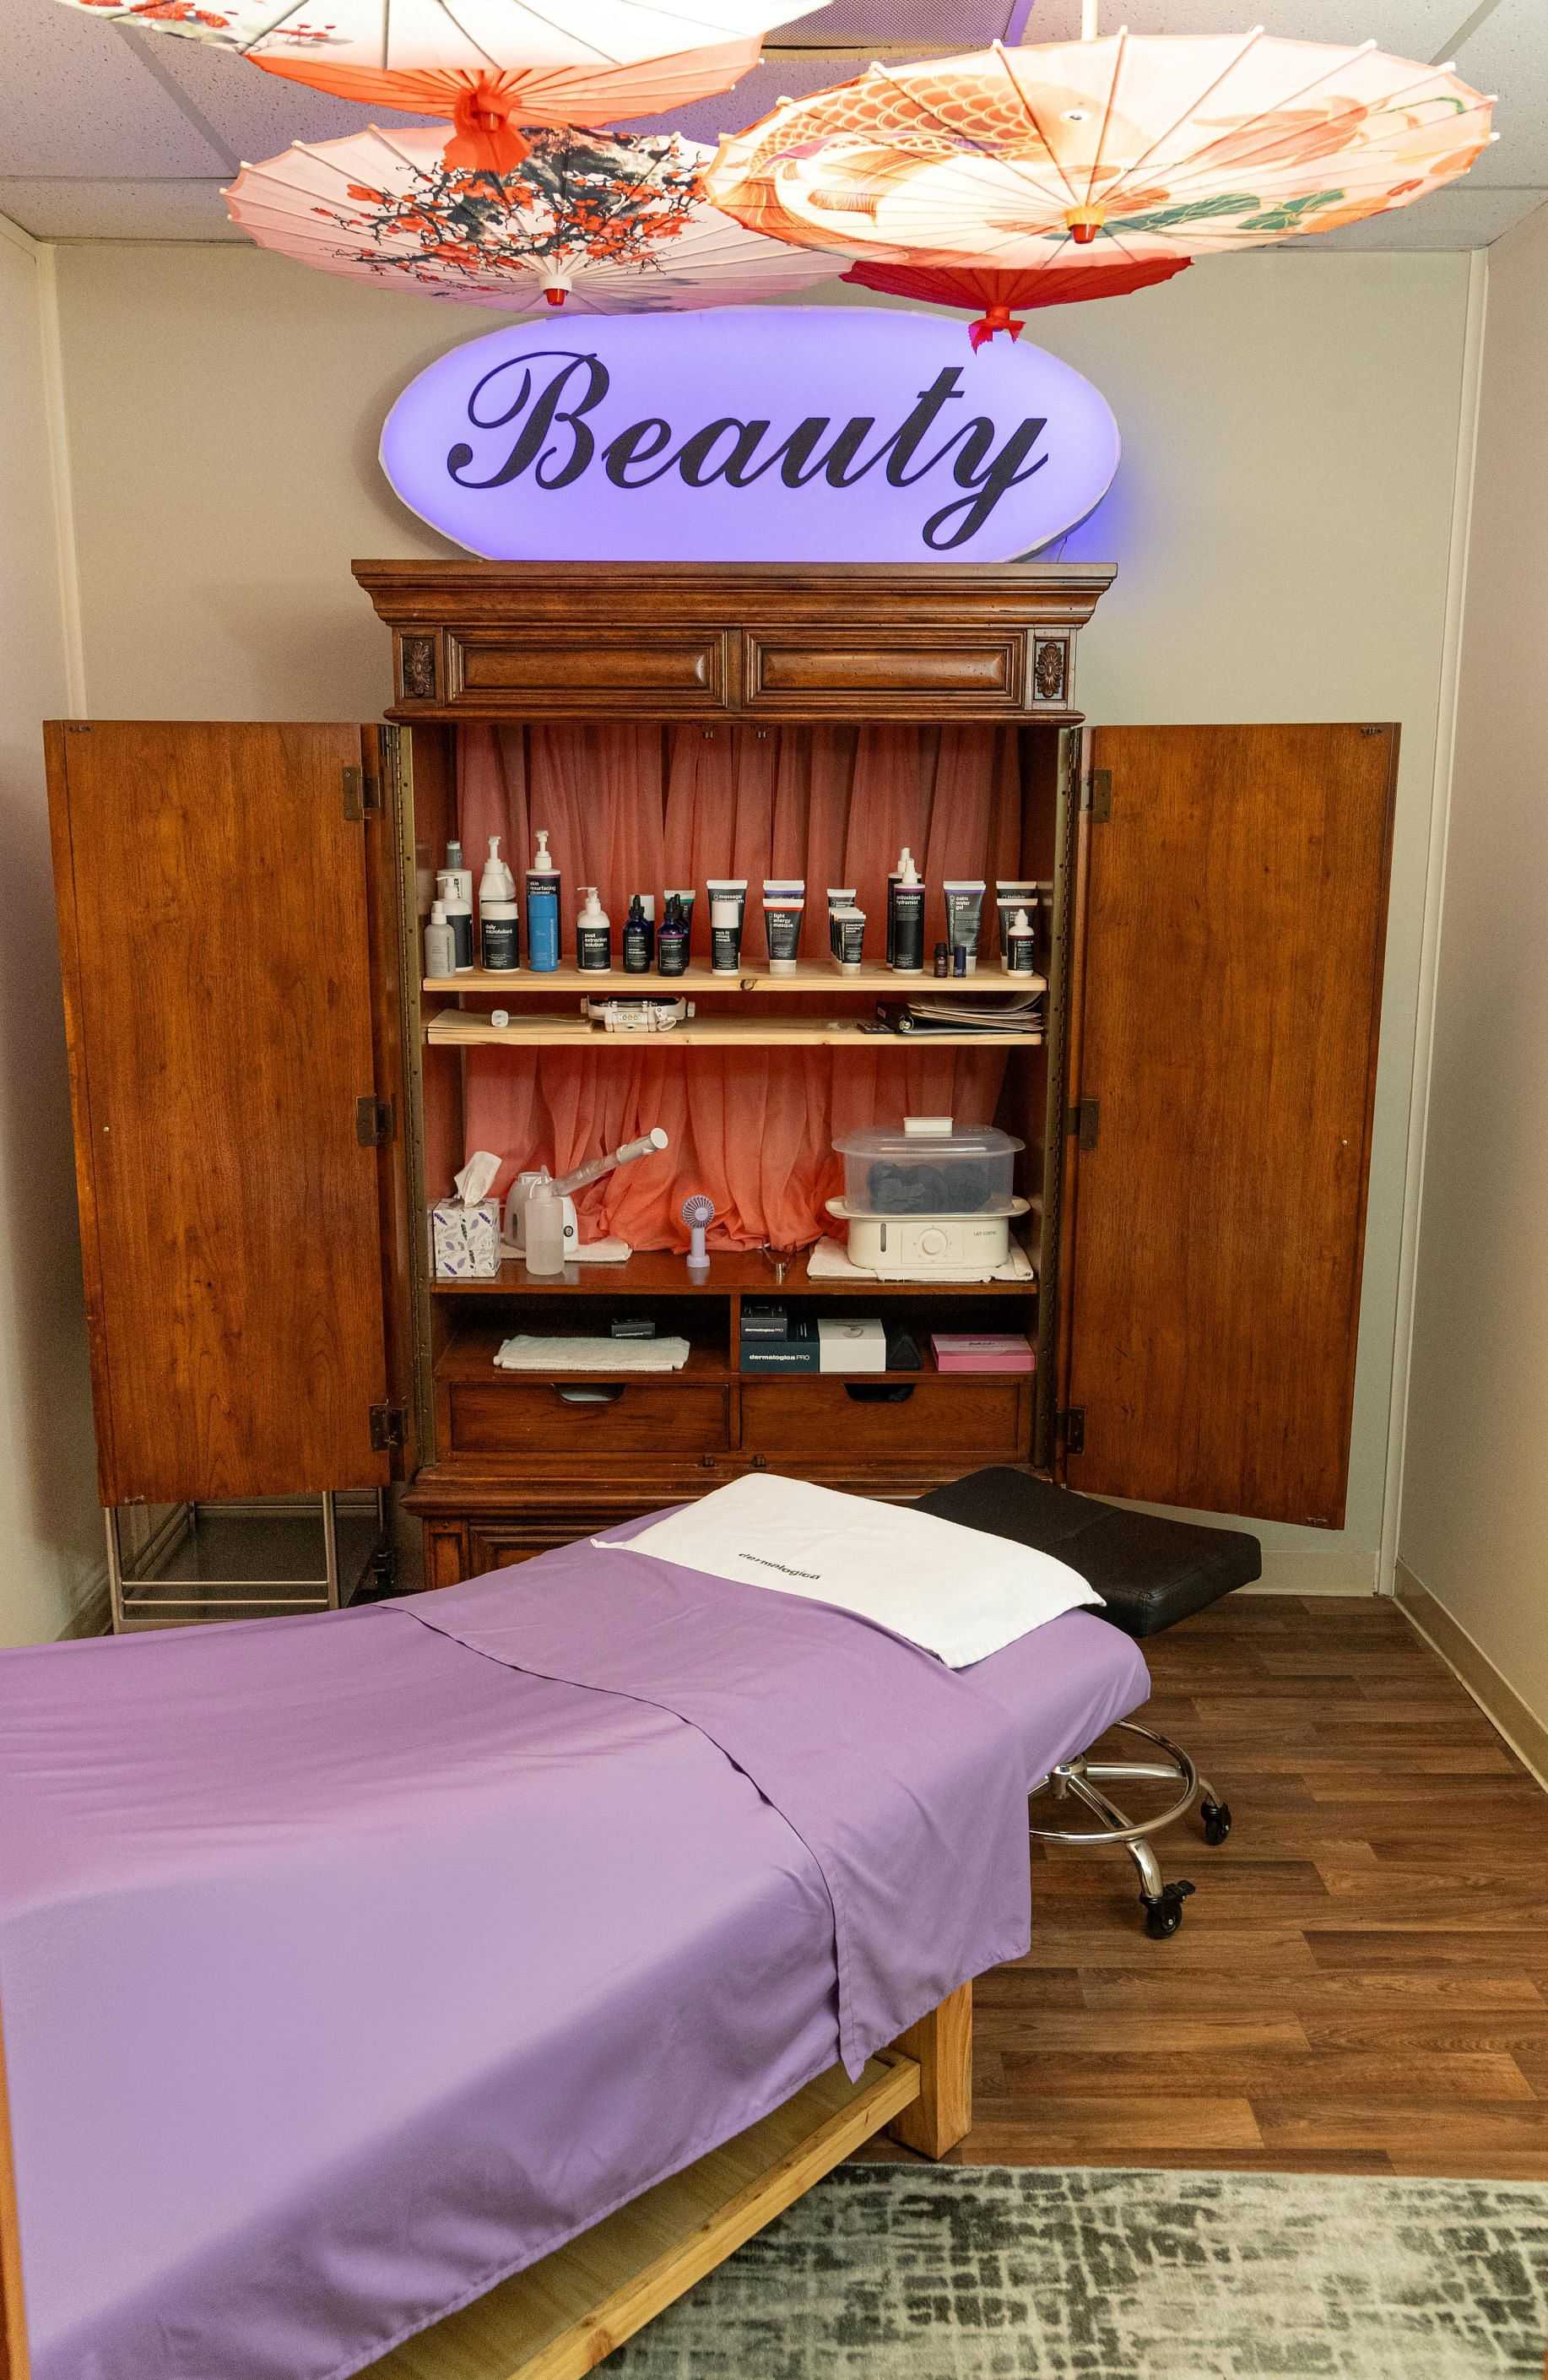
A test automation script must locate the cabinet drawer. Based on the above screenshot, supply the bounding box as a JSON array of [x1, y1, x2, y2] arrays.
[[743, 1377, 1026, 1460], [447, 1378, 731, 1457], [743, 631, 1024, 711], [445, 628, 727, 712]]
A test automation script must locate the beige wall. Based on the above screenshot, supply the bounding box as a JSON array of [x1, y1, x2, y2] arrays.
[[51, 241, 1477, 1592], [1399, 206, 1548, 1729], [0, 226, 103, 1644]]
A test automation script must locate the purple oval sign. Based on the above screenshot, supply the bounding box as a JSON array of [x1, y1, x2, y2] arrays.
[[380, 306, 1119, 564]]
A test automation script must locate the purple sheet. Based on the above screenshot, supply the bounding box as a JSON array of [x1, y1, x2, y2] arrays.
[[0, 1553, 1146, 2380]]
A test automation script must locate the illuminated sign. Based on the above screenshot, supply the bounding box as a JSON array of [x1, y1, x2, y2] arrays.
[[380, 306, 1118, 563]]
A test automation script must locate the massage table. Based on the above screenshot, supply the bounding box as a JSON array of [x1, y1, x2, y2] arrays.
[[0, 1521, 1147, 2380]]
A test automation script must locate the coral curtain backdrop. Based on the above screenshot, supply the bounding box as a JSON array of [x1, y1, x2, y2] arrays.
[[457, 722, 1024, 1249]]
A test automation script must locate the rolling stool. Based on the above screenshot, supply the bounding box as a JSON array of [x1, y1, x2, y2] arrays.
[[915, 1466, 1262, 1938]]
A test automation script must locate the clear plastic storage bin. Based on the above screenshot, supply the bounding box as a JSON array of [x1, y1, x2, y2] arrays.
[[832, 1119, 1023, 1217]]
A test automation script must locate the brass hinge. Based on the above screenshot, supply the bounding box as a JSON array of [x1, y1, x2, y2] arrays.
[[1067, 1096, 1100, 1151], [343, 764, 382, 821], [1085, 768, 1112, 821], [355, 1094, 394, 1147], [1063, 1407, 1086, 1458], [368, 1403, 407, 1453]]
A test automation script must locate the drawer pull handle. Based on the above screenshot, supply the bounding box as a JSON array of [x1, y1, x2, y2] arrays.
[[555, 1384, 625, 1406], [844, 1383, 914, 1405]]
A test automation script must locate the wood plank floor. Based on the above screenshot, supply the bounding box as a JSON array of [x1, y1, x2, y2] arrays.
[[863, 1594, 1548, 2180]]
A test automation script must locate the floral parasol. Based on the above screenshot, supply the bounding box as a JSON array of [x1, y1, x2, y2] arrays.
[[842, 255, 1190, 348], [705, 34, 1497, 270], [54, 0, 812, 171], [224, 127, 845, 312]]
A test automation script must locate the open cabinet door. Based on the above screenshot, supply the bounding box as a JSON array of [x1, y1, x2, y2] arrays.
[[1058, 723, 1397, 1526], [46, 721, 404, 1505]]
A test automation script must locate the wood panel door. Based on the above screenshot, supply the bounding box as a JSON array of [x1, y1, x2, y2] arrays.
[[46, 722, 397, 1505], [1060, 723, 1398, 1526]]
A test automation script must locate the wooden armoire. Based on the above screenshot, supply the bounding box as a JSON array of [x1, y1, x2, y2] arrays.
[[46, 563, 1396, 1602]]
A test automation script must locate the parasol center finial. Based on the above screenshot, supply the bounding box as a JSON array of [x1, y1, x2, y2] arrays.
[[1065, 206, 1106, 244]]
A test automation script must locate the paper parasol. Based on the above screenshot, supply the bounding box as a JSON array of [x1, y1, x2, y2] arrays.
[[54, 1, 809, 171], [706, 35, 1497, 269], [224, 127, 845, 312], [842, 256, 1190, 348]]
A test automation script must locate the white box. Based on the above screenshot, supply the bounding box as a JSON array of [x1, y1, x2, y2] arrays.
[[816, 1316, 887, 1373], [430, 1198, 501, 1281]]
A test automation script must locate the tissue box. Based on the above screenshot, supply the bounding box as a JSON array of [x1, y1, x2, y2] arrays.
[[430, 1199, 501, 1281]]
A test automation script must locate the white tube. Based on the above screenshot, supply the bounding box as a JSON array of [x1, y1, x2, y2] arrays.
[[1081, 0, 1099, 38], [550, 1125, 668, 1201]]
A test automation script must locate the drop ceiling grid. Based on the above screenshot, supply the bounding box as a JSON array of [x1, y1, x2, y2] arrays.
[[0, 0, 1540, 247]]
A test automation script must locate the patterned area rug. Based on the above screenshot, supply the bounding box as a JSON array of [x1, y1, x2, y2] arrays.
[[611, 2166, 1548, 2379]]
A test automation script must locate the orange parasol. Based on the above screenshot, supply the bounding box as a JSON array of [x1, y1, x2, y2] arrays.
[[54, 1, 814, 171], [841, 255, 1190, 348], [706, 34, 1497, 271], [224, 126, 844, 312]]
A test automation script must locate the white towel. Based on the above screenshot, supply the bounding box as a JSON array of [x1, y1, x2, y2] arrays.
[[596, 1474, 1100, 1666], [494, 1336, 690, 1373]]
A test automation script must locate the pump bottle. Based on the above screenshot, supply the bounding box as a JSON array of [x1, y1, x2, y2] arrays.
[[576, 886, 612, 973]]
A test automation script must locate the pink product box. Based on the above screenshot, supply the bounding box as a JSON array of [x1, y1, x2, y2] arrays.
[[930, 1332, 1036, 1374]]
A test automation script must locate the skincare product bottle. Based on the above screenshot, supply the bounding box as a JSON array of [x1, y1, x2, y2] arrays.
[[889, 854, 926, 975], [663, 888, 695, 945], [762, 890, 805, 974], [657, 893, 690, 977], [942, 880, 985, 974], [953, 944, 968, 978], [885, 847, 913, 967], [706, 880, 748, 974], [934, 941, 950, 979], [827, 886, 858, 962], [623, 895, 652, 974], [479, 893, 519, 973], [479, 837, 513, 908], [576, 886, 611, 973], [1004, 908, 1037, 973], [424, 901, 456, 979], [526, 831, 561, 972], [443, 839, 474, 912], [437, 870, 474, 973], [835, 906, 866, 973], [708, 891, 743, 975], [994, 879, 1037, 965]]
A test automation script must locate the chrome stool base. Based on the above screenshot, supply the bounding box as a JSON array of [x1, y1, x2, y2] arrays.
[[1029, 1719, 1232, 1938]]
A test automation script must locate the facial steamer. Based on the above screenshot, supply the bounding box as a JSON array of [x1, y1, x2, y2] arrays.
[[522, 1129, 669, 1275]]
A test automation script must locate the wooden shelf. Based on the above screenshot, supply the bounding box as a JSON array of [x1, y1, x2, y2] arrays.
[[440, 1325, 733, 1384], [425, 963, 1044, 997], [425, 1014, 1042, 1050], [432, 1248, 1037, 1298]]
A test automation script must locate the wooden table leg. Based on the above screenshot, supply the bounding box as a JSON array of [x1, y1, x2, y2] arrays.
[[884, 1981, 972, 2160], [0, 2002, 31, 2380]]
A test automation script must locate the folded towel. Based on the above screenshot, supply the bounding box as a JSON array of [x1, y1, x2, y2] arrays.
[[494, 1336, 691, 1373]]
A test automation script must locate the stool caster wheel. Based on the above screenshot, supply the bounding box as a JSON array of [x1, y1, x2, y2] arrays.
[[1141, 1880, 1194, 1939], [1200, 1799, 1232, 1847]]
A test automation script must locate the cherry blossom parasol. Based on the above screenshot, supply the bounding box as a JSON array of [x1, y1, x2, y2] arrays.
[[841, 255, 1191, 349], [224, 127, 845, 312], [55, 1, 813, 171], [706, 34, 1497, 270]]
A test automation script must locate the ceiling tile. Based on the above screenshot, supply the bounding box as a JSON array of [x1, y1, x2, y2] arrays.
[[617, 54, 877, 142], [0, 179, 241, 241], [0, 1, 231, 175], [777, 1, 1017, 43], [1305, 185, 1544, 246], [1452, 0, 1548, 184], [138, 29, 441, 168], [1008, 3, 1471, 47]]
